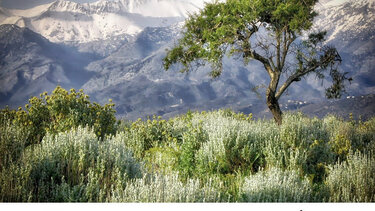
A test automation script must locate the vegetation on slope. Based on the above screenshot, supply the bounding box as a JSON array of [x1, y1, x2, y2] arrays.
[[0, 87, 374, 202]]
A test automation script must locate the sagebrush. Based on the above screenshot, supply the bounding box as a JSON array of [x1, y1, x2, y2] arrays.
[[1, 89, 374, 202]]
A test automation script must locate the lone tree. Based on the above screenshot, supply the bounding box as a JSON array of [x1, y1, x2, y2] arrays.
[[163, 0, 349, 125]]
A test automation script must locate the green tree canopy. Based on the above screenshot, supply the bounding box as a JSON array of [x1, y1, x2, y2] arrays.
[[164, 0, 348, 125]]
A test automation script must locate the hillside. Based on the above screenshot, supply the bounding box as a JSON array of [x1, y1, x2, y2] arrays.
[[298, 94, 375, 120]]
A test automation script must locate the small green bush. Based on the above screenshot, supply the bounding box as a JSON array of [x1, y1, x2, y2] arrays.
[[144, 146, 180, 174], [177, 122, 207, 179], [304, 139, 335, 183], [121, 115, 183, 159], [194, 110, 264, 176]]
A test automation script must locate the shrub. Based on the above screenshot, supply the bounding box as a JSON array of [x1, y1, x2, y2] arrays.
[[325, 151, 375, 202], [304, 139, 335, 183], [240, 167, 313, 202], [1, 107, 374, 202], [144, 146, 180, 174], [121, 116, 181, 159], [355, 117, 375, 152], [0, 112, 29, 171], [176, 120, 208, 179], [194, 110, 264, 175], [0, 127, 142, 202], [110, 173, 225, 202], [0, 86, 118, 144]]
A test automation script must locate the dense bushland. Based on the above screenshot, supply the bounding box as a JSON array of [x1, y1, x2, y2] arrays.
[[0, 87, 374, 202]]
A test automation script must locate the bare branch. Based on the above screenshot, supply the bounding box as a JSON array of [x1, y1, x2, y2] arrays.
[[276, 30, 281, 72], [245, 49, 274, 78], [280, 30, 296, 72], [275, 48, 340, 100]]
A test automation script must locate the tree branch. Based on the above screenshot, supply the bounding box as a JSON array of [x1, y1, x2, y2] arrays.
[[246, 49, 274, 77], [280, 30, 295, 72], [276, 31, 281, 72], [239, 26, 275, 78], [275, 52, 335, 100]]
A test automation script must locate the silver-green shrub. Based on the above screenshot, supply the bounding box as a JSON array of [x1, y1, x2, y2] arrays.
[[1, 108, 374, 202], [0, 120, 29, 171], [240, 167, 313, 202], [194, 110, 268, 175], [110, 173, 225, 202], [326, 151, 375, 202], [0, 127, 141, 202]]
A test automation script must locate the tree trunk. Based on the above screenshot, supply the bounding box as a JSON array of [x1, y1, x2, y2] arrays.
[[266, 89, 283, 125]]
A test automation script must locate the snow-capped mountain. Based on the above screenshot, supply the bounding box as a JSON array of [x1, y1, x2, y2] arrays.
[[0, 0, 206, 43]]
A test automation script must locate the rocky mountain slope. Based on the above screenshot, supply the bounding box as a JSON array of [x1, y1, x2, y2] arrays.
[[315, 0, 375, 96], [0, 24, 95, 106], [299, 94, 375, 120]]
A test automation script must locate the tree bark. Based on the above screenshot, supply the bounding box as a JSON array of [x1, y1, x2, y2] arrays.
[[266, 88, 283, 125]]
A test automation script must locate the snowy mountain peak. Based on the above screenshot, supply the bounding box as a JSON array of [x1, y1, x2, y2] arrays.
[[47, 0, 88, 13], [48, 0, 127, 14], [0, 0, 207, 43], [44, 0, 205, 17], [88, 0, 126, 14]]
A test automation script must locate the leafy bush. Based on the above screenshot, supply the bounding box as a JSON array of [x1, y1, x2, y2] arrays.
[[177, 121, 207, 179], [0, 86, 117, 144], [121, 115, 181, 159], [354, 117, 375, 152], [144, 146, 180, 174]]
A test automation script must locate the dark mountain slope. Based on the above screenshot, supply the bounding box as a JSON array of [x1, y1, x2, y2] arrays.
[[0, 24, 96, 107]]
